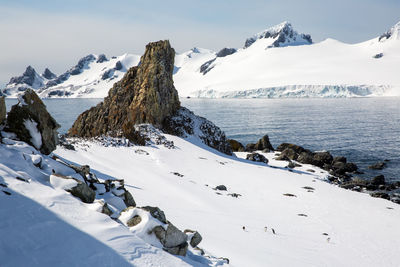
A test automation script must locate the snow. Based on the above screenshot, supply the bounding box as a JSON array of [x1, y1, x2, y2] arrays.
[[1, 124, 400, 266], [23, 119, 42, 149], [54, 134, 400, 267]]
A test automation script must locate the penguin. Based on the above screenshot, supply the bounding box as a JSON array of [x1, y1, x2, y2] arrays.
[[272, 228, 276, 234]]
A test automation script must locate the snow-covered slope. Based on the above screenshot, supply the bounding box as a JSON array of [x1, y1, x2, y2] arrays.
[[3, 21, 400, 98], [55, 134, 400, 267]]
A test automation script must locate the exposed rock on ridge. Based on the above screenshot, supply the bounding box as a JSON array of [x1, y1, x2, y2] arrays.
[[69, 40, 232, 155]]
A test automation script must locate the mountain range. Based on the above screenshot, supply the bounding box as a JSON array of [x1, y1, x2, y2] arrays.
[[2, 21, 400, 98]]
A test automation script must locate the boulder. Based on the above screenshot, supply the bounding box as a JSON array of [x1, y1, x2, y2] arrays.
[[67, 182, 96, 203], [123, 190, 136, 207], [141, 206, 167, 224], [153, 223, 188, 256], [276, 143, 307, 154], [184, 229, 202, 248], [227, 139, 245, 152], [5, 89, 60, 154], [245, 143, 256, 152], [333, 156, 347, 164], [0, 96, 5, 124], [278, 148, 298, 161], [371, 175, 385, 185], [297, 152, 315, 165], [312, 151, 333, 167], [101, 203, 113, 216], [368, 162, 386, 170], [215, 185, 227, 191], [246, 152, 268, 164], [254, 135, 274, 151], [126, 215, 142, 227]]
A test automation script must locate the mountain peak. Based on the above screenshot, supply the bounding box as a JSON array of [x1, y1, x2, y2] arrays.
[[9, 65, 40, 86], [42, 68, 57, 80], [379, 21, 400, 42], [244, 21, 312, 48]]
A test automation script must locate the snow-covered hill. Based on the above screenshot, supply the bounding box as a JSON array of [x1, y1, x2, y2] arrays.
[[2, 21, 400, 98], [2, 128, 400, 266]]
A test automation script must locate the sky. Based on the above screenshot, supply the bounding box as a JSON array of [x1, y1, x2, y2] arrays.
[[0, 0, 399, 87]]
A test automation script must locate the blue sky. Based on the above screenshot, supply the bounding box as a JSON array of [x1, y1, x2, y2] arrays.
[[0, 0, 399, 86]]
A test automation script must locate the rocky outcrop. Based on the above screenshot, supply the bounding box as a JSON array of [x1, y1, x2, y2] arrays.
[[68, 40, 179, 137], [5, 89, 60, 154], [162, 107, 232, 155], [67, 182, 96, 203], [245, 135, 274, 152], [227, 139, 245, 152], [69, 40, 232, 155], [184, 229, 202, 248], [0, 96, 6, 124], [368, 162, 386, 170], [42, 68, 57, 80]]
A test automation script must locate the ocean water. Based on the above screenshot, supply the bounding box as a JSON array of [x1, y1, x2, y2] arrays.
[[5, 97, 400, 182]]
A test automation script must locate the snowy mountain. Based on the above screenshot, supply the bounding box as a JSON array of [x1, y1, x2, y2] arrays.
[[2, 21, 400, 98], [174, 21, 400, 98], [2, 66, 50, 96]]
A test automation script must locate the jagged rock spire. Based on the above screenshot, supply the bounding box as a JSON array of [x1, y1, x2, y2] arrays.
[[68, 40, 180, 138]]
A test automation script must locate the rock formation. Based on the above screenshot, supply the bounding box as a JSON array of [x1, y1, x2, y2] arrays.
[[69, 40, 180, 137], [69, 40, 232, 155], [5, 89, 60, 154]]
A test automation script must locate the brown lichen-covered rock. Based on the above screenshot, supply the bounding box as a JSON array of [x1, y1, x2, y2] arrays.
[[0, 96, 6, 124], [69, 40, 232, 155], [227, 139, 244, 152], [5, 89, 60, 154], [68, 40, 180, 139]]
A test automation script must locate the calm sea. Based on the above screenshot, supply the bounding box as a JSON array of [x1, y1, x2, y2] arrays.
[[5, 97, 400, 182]]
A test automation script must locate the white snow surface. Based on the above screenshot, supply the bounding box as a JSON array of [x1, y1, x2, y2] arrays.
[[23, 119, 42, 149], [53, 134, 400, 267], [0, 137, 223, 267]]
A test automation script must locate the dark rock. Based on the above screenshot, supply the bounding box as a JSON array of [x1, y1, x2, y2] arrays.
[[333, 156, 347, 164], [370, 192, 390, 200], [68, 182, 96, 203], [42, 68, 57, 80], [101, 203, 113, 216], [366, 184, 378, 191], [276, 143, 307, 154], [0, 96, 6, 124], [287, 161, 296, 169], [282, 148, 301, 160], [141, 206, 167, 224], [245, 143, 256, 152], [312, 151, 333, 167], [96, 54, 108, 63], [297, 152, 315, 164], [153, 223, 188, 256], [331, 161, 358, 175], [373, 53, 384, 59], [371, 175, 385, 185], [70, 54, 96, 75], [228, 139, 245, 152], [5, 89, 60, 154], [215, 185, 227, 191], [368, 162, 386, 170], [115, 61, 123, 70], [254, 135, 274, 151], [123, 190, 136, 207], [216, 48, 237, 57], [199, 58, 216, 75], [162, 107, 232, 155], [127, 215, 142, 227], [246, 152, 268, 164], [184, 229, 202, 247]]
